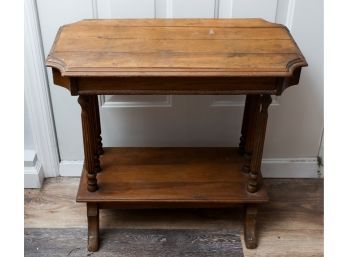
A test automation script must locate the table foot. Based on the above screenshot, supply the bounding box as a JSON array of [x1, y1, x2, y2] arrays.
[[87, 203, 99, 252], [244, 205, 258, 249]]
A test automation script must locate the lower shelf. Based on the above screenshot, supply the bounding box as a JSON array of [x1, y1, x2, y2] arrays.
[[76, 147, 268, 207]]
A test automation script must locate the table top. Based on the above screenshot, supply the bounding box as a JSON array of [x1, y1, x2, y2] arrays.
[[46, 19, 307, 78]]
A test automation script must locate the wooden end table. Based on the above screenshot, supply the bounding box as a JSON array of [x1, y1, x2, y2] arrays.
[[46, 19, 307, 252]]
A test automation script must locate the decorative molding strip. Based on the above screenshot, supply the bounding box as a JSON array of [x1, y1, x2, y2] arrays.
[[218, 0, 234, 18], [214, 0, 220, 18], [155, 0, 169, 18], [24, 0, 60, 178], [153, 0, 157, 18], [91, 0, 99, 18], [271, 0, 279, 22], [166, 0, 173, 18], [59, 157, 320, 178], [95, 0, 112, 18], [286, 0, 296, 31], [210, 96, 280, 107], [100, 95, 173, 108], [24, 150, 44, 188], [230, 0, 234, 17]]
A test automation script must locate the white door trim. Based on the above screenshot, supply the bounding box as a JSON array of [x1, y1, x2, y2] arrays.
[[24, 0, 60, 178], [24, 150, 44, 188]]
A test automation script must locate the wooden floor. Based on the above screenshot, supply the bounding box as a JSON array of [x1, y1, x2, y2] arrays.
[[25, 178, 323, 257], [25, 228, 243, 257]]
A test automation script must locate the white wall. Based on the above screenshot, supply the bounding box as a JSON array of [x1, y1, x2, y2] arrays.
[[35, 0, 323, 178]]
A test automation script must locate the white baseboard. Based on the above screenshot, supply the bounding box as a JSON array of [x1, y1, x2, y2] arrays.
[[261, 158, 320, 178], [59, 158, 320, 178], [24, 150, 44, 188], [59, 160, 84, 176]]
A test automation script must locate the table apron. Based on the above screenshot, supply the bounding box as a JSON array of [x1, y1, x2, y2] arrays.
[[76, 77, 277, 95]]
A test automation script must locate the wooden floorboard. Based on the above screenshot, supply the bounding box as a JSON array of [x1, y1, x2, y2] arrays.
[[25, 228, 243, 257], [25, 178, 323, 257]]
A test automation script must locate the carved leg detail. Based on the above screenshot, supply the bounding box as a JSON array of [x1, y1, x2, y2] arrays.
[[244, 205, 258, 249], [87, 203, 99, 252], [94, 96, 104, 156], [247, 95, 272, 193], [239, 95, 252, 155], [78, 95, 98, 192], [91, 96, 101, 173], [242, 95, 259, 174]]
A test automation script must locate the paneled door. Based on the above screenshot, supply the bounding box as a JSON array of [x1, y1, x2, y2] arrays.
[[36, 0, 323, 177]]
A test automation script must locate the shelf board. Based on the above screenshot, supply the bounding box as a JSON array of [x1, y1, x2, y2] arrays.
[[76, 147, 268, 207]]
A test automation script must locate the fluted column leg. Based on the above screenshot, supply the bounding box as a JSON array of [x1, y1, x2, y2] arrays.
[[247, 95, 272, 193], [239, 95, 250, 155], [78, 95, 98, 192], [242, 95, 259, 174], [93, 96, 104, 155], [91, 96, 102, 173], [239, 95, 253, 155]]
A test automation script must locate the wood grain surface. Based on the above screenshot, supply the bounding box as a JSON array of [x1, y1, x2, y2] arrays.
[[76, 147, 268, 205], [25, 178, 323, 257], [46, 19, 307, 77]]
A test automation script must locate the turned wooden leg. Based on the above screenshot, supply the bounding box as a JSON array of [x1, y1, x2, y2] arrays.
[[247, 95, 272, 193], [87, 203, 99, 252], [91, 96, 101, 173], [242, 95, 259, 174], [244, 205, 258, 249], [78, 95, 98, 192]]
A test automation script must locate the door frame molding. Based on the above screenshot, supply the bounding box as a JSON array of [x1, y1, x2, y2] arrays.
[[25, 0, 60, 179]]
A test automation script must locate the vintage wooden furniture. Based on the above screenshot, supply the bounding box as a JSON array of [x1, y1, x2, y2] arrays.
[[46, 19, 307, 252]]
